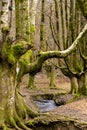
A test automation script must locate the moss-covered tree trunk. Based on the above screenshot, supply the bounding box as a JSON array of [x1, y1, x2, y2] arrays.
[[49, 65, 56, 88], [77, 0, 87, 95], [70, 76, 78, 94], [0, 62, 32, 129], [50, 0, 87, 95], [77, 72, 87, 95], [27, 0, 38, 89], [28, 74, 35, 88], [40, 0, 46, 50], [0, 62, 15, 128]]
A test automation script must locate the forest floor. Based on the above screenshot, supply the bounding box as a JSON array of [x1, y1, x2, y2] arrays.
[[21, 71, 87, 129]]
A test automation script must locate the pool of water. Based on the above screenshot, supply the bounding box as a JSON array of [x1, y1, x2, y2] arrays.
[[34, 99, 57, 112]]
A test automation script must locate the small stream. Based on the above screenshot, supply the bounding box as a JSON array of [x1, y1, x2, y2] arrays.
[[34, 99, 57, 112]]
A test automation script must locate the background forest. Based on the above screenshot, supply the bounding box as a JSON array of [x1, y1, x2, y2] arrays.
[[29, 0, 87, 95]]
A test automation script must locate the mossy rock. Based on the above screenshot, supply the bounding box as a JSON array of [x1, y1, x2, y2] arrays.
[[54, 94, 76, 105]]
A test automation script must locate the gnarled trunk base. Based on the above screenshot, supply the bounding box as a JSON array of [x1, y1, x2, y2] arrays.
[[70, 76, 78, 94], [0, 62, 36, 130], [78, 73, 87, 95]]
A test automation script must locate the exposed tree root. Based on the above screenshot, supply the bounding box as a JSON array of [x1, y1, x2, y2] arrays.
[[15, 89, 39, 119], [13, 108, 33, 130], [14, 111, 32, 130], [5, 113, 32, 130], [6, 116, 22, 130], [0, 124, 8, 130], [0, 88, 37, 130], [0, 83, 37, 130], [0, 123, 16, 130], [4, 105, 33, 130], [25, 105, 39, 118]]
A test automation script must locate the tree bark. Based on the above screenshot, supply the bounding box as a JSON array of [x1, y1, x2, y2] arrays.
[[49, 65, 56, 88], [70, 76, 78, 94], [40, 0, 45, 50], [28, 74, 35, 88], [0, 62, 33, 129], [77, 72, 87, 95]]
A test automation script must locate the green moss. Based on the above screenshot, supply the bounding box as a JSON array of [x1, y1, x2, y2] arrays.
[[19, 50, 32, 67], [12, 44, 24, 58], [18, 0, 27, 3], [26, 31, 29, 35], [12, 40, 31, 59], [19, 58, 28, 68], [74, 63, 84, 73], [2, 26, 10, 33], [2, 40, 16, 63], [8, 53, 16, 63], [30, 25, 36, 33]]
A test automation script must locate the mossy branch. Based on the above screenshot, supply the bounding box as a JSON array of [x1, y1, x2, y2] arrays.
[[19, 24, 87, 76], [11, 40, 33, 59], [1, 39, 33, 64]]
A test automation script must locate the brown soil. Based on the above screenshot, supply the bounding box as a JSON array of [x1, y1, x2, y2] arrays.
[[21, 72, 87, 129]]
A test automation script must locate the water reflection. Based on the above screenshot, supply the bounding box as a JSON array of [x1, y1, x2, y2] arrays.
[[34, 99, 57, 112]]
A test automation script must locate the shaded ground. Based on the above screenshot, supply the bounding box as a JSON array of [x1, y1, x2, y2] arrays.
[[21, 72, 87, 129], [21, 72, 70, 111]]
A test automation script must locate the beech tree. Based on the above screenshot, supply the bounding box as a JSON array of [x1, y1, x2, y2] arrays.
[[77, 0, 87, 94], [49, 0, 87, 95], [27, 0, 38, 88], [0, 0, 87, 129], [39, 0, 57, 88]]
